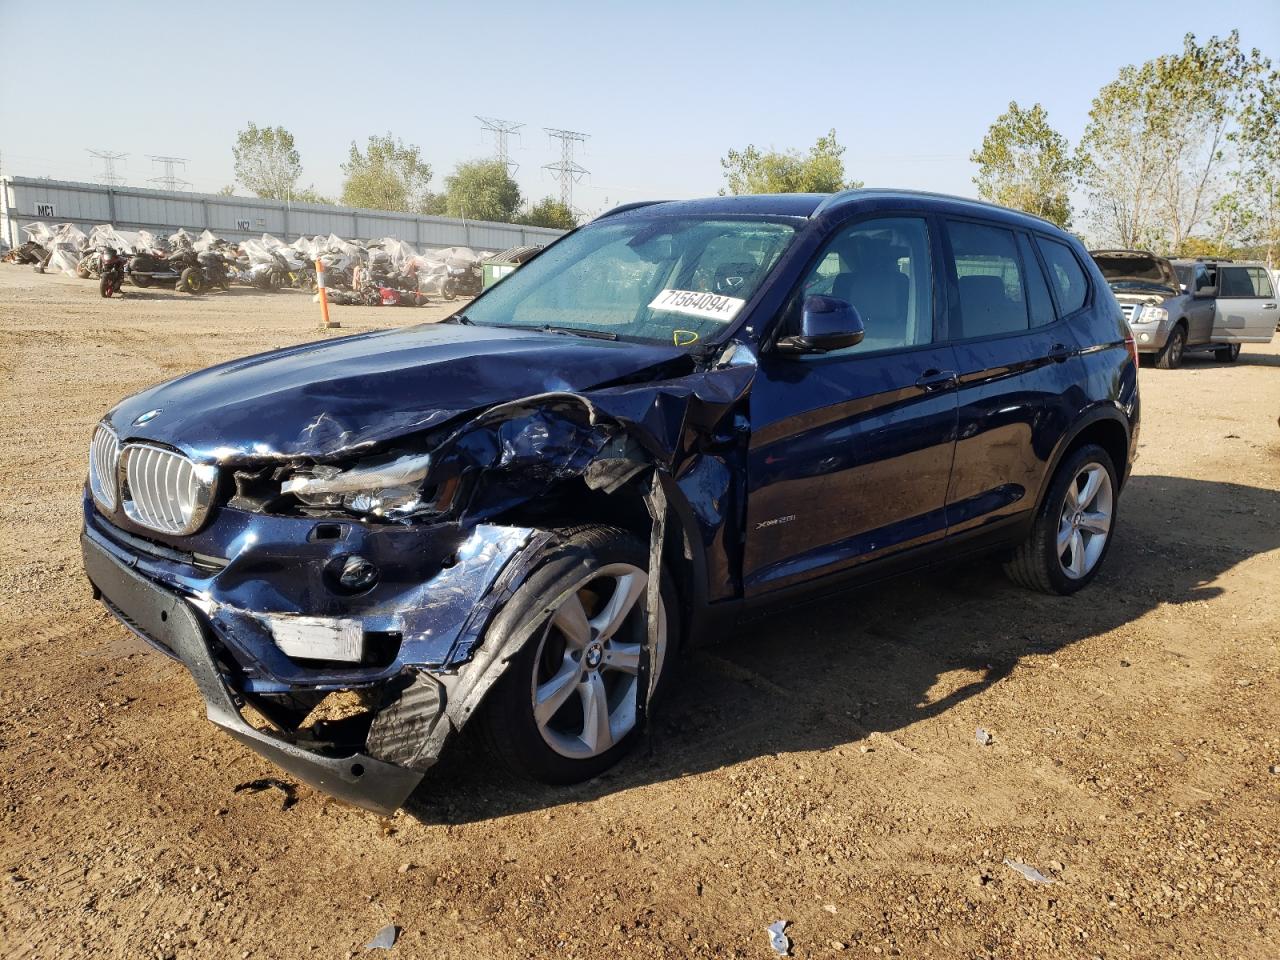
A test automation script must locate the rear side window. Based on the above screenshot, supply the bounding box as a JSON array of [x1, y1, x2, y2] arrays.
[[1036, 237, 1089, 314], [1220, 266, 1275, 298], [1017, 233, 1056, 326], [947, 221, 1028, 338]]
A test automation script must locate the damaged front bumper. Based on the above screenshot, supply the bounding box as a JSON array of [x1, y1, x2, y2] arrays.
[[81, 494, 544, 815]]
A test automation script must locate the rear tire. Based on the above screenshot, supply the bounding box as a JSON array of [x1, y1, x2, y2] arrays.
[[1004, 443, 1119, 596], [1154, 325, 1186, 369], [131, 272, 151, 288], [1213, 343, 1240, 363], [480, 526, 679, 785]]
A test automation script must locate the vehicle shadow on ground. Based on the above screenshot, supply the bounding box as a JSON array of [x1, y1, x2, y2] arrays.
[[1174, 351, 1280, 368], [404, 474, 1280, 824]]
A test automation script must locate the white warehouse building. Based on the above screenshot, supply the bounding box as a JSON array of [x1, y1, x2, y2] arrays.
[[0, 175, 567, 252]]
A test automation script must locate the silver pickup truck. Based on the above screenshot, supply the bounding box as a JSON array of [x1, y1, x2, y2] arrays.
[[1090, 250, 1277, 368]]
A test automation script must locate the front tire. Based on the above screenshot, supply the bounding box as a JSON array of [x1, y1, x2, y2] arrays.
[[480, 526, 679, 784], [179, 267, 204, 294], [1213, 343, 1241, 363], [1004, 444, 1118, 595], [131, 272, 152, 288], [98, 275, 115, 298], [1155, 325, 1186, 369]]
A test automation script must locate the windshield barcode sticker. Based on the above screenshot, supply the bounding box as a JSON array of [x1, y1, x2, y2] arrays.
[[648, 289, 746, 323]]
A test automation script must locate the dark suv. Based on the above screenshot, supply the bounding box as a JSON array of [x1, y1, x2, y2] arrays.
[[81, 190, 1139, 813]]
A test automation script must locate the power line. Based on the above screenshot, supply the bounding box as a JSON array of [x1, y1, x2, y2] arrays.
[[543, 128, 589, 212], [147, 155, 191, 191], [87, 149, 128, 187], [476, 116, 523, 174]]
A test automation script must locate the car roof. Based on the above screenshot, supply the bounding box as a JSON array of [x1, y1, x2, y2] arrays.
[[597, 189, 1068, 234]]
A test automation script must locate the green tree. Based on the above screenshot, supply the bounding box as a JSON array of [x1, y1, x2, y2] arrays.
[[720, 129, 861, 195], [970, 101, 1075, 227], [340, 134, 433, 212], [1219, 64, 1279, 266], [1078, 32, 1264, 252], [232, 123, 304, 200], [289, 187, 334, 206], [517, 196, 578, 230], [443, 159, 522, 222]]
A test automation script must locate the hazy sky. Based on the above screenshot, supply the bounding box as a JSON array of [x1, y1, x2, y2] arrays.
[[1, 0, 1276, 217]]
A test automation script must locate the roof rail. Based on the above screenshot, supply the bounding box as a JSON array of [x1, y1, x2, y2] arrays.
[[811, 187, 1062, 228], [809, 189, 866, 219], [592, 201, 667, 221]]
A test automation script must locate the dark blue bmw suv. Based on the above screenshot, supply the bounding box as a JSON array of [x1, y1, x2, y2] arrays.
[[81, 190, 1139, 813]]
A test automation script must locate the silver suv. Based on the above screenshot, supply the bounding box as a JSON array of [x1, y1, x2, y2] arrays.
[[1090, 250, 1277, 367]]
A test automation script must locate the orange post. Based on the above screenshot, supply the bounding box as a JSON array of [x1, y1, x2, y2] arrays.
[[316, 258, 339, 329]]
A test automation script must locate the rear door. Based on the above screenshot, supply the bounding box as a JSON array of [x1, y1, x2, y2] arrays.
[[744, 213, 959, 595], [1213, 266, 1279, 342], [941, 222, 1085, 535]]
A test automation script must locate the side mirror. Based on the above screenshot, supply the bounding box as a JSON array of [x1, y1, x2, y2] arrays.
[[1195, 286, 1217, 299], [776, 295, 866, 355]]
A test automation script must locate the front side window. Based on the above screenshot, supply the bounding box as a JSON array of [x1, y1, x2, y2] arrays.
[[948, 221, 1029, 338], [795, 216, 934, 354], [1036, 237, 1089, 314], [461, 216, 797, 346]]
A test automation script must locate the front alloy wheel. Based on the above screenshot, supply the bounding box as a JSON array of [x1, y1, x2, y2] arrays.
[[531, 562, 666, 760], [1155, 326, 1185, 369], [481, 526, 677, 784]]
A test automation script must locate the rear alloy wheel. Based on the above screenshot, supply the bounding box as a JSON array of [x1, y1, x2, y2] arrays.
[[1155, 325, 1186, 369], [1213, 343, 1241, 363], [481, 526, 677, 784], [1004, 443, 1118, 595]]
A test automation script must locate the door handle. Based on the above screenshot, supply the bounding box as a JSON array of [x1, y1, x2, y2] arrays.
[[1263, 302, 1277, 310], [915, 369, 958, 392], [1047, 343, 1073, 362]]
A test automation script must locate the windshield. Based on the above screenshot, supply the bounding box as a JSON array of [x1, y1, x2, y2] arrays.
[[1092, 254, 1178, 291], [460, 216, 798, 346]]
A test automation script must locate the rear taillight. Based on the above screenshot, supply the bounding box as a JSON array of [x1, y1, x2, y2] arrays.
[[1124, 324, 1139, 369]]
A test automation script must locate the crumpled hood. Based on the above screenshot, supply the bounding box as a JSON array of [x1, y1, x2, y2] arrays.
[[105, 322, 687, 463]]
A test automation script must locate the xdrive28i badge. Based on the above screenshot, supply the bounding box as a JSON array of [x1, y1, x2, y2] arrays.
[[132, 409, 161, 426]]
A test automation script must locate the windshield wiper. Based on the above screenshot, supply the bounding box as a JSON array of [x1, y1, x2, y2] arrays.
[[444, 313, 473, 325], [540, 325, 618, 341]]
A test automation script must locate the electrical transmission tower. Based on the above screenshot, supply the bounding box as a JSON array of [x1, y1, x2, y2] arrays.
[[476, 116, 523, 173], [543, 128, 589, 211], [87, 149, 128, 187], [147, 155, 191, 191]]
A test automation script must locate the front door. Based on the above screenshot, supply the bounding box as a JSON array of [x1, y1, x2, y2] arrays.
[[744, 214, 959, 596], [1213, 265, 1279, 343]]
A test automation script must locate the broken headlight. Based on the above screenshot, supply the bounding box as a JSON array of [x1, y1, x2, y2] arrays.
[[281, 453, 432, 519]]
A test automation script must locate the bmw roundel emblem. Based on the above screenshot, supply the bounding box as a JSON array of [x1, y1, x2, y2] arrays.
[[132, 409, 161, 426]]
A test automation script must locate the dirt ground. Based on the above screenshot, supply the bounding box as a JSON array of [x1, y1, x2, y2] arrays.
[[0, 265, 1277, 960]]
